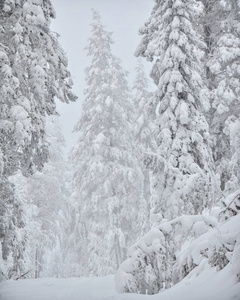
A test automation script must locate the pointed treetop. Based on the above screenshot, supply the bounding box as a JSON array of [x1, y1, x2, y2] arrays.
[[86, 9, 113, 59]]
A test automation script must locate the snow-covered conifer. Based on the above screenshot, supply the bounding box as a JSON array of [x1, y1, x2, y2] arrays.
[[0, 0, 77, 176], [133, 59, 155, 155], [0, 0, 76, 280], [0, 176, 28, 280], [69, 10, 145, 277], [135, 0, 215, 222], [132, 59, 156, 229], [24, 115, 71, 278], [227, 119, 240, 193], [205, 0, 240, 194]]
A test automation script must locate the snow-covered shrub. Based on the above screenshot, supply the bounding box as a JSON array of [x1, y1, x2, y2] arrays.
[[115, 214, 218, 295], [116, 203, 240, 295], [176, 213, 240, 283], [175, 190, 240, 284]]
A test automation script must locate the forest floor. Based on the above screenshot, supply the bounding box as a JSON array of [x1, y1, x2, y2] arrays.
[[0, 262, 239, 300]]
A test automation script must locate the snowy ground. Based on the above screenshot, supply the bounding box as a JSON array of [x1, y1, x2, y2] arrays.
[[1, 264, 240, 300]]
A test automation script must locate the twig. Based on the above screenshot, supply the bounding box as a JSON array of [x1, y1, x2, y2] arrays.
[[0, 270, 8, 280], [16, 269, 33, 281]]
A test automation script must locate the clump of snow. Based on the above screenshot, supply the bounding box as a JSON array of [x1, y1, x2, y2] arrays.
[[0, 50, 8, 63], [10, 105, 28, 121]]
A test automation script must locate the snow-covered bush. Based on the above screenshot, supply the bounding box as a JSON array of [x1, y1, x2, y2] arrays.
[[115, 214, 218, 294], [177, 214, 240, 282], [116, 190, 240, 295]]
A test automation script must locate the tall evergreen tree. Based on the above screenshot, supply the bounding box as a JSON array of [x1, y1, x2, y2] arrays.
[[0, 0, 77, 176], [116, 1, 240, 295], [133, 59, 155, 155], [0, 0, 76, 280], [0, 176, 28, 281], [228, 118, 240, 193], [10, 115, 71, 279], [132, 59, 156, 228], [69, 10, 145, 277], [135, 0, 215, 222], [203, 0, 240, 194], [26, 115, 71, 278]]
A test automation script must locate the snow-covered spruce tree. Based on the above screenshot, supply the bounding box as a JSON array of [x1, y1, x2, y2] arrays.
[[0, 0, 76, 280], [69, 10, 146, 277], [23, 115, 71, 278], [4, 172, 41, 280], [227, 118, 240, 194], [0, 0, 77, 176], [0, 176, 29, 281], [132, 58, 156, 229], [133, 59, 156, 156], [6, 115, 70, 280], [204, 0, 240, 194], [135, 0, 215, 222], [115, 1, 216, 293], [0, 36, 29, 280]]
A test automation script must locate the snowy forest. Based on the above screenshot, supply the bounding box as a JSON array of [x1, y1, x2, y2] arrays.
[[0, 0, 240, 299]]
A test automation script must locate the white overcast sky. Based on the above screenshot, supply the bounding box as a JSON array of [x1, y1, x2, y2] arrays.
[[50, 0, 153, 154]]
